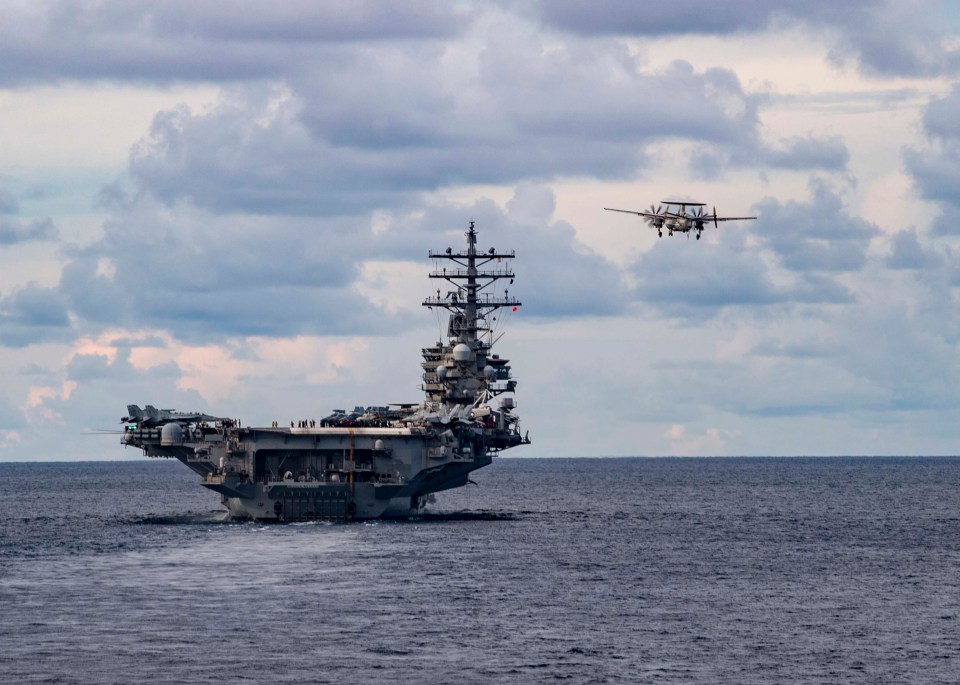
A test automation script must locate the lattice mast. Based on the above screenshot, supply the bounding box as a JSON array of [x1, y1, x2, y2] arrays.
[[421, 223, 520, 406]]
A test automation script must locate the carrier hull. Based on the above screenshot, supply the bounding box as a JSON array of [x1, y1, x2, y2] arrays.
[[127, 424, 499, 521], [206, 457, 490, 521]]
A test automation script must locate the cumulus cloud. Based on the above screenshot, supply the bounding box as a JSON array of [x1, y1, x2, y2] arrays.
[[0, 395, 25, 430], [417, 185, 629, 318], [0, 187, 58, 244], [631, 229, 783, 313], [0, 188, 18, 214], [123, 50, 848, 231], [57, 198, 391, 341], [629, 182, 876, 318], [0, 1, 472, 86], [824, 0, 960, 77], [6, 0, 960, 460], [752, 181, 879, 273], [5, 0, 954, 89], [0, 284, 72, 347], [904, 85, 960, 234], [534, 0, 960, 78], [885, 229, 943, 270], [0, 217, 57, 245], [532, 0, 872, 37], [124, 52, 782, 217], [46, 177, 626, 347], [755, 135, 849, 172]]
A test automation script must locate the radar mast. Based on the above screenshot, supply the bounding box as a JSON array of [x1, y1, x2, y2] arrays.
[[421, 222, 520, 406]]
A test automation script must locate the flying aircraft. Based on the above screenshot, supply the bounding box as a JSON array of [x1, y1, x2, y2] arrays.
[[605, 201, 756, 239]]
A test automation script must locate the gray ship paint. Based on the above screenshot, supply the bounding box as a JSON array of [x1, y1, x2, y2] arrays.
[[120, 223, 529, 520]]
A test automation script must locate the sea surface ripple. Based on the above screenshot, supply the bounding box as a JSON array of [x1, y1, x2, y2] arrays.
[[1, 457, 959, 684]]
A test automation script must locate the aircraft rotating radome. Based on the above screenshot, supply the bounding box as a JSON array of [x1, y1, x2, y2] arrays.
[[605, 200, 756, 240]]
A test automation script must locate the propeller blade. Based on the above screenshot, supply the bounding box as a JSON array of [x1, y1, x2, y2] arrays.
[[645, 204, 664, 229], [713, 205, 718, 229]]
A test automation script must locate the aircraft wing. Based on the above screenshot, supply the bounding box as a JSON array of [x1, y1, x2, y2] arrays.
[[604, 208, 686, 219], [714, 216, 757, 222], [603, 207, 661, 218]]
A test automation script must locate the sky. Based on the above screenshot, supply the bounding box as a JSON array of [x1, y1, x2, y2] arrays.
[[3, 0, 960, 460]]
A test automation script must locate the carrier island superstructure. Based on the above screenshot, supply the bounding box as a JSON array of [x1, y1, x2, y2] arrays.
[[120, 224, 529, 520]]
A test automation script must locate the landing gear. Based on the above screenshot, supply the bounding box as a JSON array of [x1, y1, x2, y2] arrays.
[[696, 231, 701, 240], [658, 230, 662, 238]]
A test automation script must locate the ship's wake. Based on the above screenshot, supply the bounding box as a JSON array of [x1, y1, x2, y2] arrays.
[[130, 511, 232, 525], [405, 510, 518, 522]]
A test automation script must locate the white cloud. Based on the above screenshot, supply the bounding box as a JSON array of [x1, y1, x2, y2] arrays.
[[664, 424, 731, 456], [1, 1, 960, 460]]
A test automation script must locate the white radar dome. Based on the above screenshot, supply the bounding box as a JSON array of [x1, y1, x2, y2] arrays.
[[483, 366, 497, 381], [160, 422, 183, 446], [436, 365, 448, 380], [452, 343, 471, 362]]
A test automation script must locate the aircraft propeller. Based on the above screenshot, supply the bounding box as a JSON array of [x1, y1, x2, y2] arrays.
[[643, 204, 664, 230], [693, 206, 708, 239]]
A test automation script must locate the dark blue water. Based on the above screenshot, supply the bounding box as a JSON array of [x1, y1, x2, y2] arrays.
[[1, 457, 959, 684]]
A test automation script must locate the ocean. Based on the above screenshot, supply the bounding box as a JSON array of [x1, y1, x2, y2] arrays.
[[1, 457, 958, 684]]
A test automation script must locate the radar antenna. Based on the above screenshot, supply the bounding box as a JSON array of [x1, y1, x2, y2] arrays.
[[421, 223, 520, 405]]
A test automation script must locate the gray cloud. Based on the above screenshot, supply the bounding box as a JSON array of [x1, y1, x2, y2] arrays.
[[628, 183, 878, 318], [2, 3, 850, 220], [0, 1, 471, 86], [905, 148, 960, 220], [751, 338, 836, 360], [57, 199, 394, 341], [3, 1, 952, 88], [752, 182, 879, 273], [0, 284, 72, 347], [0, 218, 57, 245], [631, 229, 783, 312], [125, 52, 777, 217], [921, 86, 960, 141], [691, 134, 850, 179], [2, 176, 54, 241], [532, 0, 872, 37], [0, 188, 18, 214], [45, 349, 210, 450], [48, 180, 627, 346], [0, 394, 25, 430], [824, 2, 960, 78], [534, 0, 960, 78], [755, 135, 849, 171], [2, 285, 69, 326], [904, 86, 960, 234], [144, 1, 471, 43], [885, 229, 943, 270], [405, 185, 629, 319]]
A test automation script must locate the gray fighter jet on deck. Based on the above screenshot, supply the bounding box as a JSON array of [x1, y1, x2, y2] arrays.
[[123, 405, 227, 427]]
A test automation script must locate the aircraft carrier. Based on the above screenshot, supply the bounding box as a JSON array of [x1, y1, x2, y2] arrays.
[[120, 223, 529, 520]]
